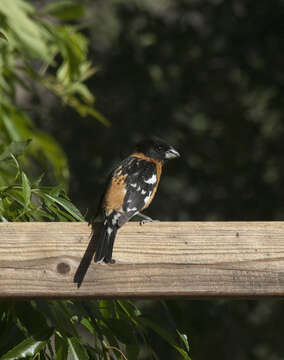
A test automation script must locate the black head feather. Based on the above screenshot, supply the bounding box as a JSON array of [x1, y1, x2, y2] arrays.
[[135, 137, 180, 161]]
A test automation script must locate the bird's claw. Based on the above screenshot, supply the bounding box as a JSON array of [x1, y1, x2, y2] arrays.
[[139, 218, 160, 226], [95, 258, 116, 264]]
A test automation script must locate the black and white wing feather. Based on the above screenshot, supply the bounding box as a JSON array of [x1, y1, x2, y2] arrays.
[[114, 156, 157, 226]]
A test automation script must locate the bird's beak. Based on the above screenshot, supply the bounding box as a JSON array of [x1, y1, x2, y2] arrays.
[[165, 147, 180, 159]]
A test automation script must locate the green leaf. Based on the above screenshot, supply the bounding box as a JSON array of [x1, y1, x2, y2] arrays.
[[4, 188, 25, 207], [55, 334, 68, 360], [41, 193, 84, 221], [15, 301, 49, 336], [67, 82, 95, 104], [0, 323, 24, 356], [118, 300, 141, 323], [21, 172, 31, 207], [177, 329, 190, 353], [104, 319, 136, 344], [0, 139, 31, 161], [80, 318, 95, 335], [67, 337, 89, 360], [0, 327, 53, 360], [0, 32, 8, 41], [99, 300, 115, 319], [55, 206, 80, 221], [32, 173, 45, 188], [1, 107, 32, 142], [9, 154, 21, 182], [31, 207, 55, 221], [69, 99, 110, 127], [0, 0, 52, 62], [139, 317, 191, 360], [84, 345, 100, 358], [43, 0, 84, 21]]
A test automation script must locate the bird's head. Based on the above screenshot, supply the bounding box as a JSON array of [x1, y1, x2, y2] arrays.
[[135, 137, 180, 161]]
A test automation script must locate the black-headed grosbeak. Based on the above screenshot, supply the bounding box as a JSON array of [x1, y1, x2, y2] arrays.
[[93, 137, 180, 263]]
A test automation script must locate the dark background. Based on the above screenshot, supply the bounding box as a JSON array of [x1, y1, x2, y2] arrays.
[[34, 1, 284, 359]]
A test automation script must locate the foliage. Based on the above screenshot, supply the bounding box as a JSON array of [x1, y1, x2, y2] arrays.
[[0, 0, 108, 186], [0, 299, 190, 360], [0, 140, 84, 222]]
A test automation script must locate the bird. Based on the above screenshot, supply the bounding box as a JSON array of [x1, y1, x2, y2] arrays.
[[92, 137, 180, 264]]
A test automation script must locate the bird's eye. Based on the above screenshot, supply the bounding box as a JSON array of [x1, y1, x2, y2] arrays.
[[157, 145, 164, 151]]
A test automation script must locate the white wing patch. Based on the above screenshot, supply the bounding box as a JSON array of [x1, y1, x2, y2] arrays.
[[112, 213, 121, 225], [144, 193, 152, 204], [144, 174, 156, 184], [127, 206, 137, 212]]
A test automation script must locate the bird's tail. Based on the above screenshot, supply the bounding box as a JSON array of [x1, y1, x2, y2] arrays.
[[94, 214, 118, 263]]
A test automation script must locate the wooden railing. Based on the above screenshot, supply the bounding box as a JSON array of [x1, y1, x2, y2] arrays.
[[1, 222, 284, 298]]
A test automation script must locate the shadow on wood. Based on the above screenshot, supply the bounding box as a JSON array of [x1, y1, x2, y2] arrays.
[[73, 222, 102, 288]]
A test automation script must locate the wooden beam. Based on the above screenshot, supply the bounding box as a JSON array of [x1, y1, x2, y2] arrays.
[[1, 222, 284, 298]]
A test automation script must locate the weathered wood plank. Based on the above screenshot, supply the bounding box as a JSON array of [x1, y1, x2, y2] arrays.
[[0, 222, 284, 298]]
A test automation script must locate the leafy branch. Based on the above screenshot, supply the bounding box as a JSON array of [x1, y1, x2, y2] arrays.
[[0, 0, 109, 186]]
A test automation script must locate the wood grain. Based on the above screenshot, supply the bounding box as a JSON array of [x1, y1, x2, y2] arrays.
[[1, 222, 284, 298]]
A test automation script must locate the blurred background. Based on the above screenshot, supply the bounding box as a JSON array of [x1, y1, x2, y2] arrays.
[[38, 0, 284, 223], [1, 0, 284, 359]]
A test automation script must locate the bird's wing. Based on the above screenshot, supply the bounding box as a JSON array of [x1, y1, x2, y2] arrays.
[[108, 156, 158, 224], [124, 155, 157, 202], [101, 155, 160, 227]]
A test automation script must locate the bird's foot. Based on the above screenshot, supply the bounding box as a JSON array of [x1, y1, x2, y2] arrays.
[[135, 212, 160, 226], [104, 258, 116, 264], [139, 217, 160, 226], [95, 258, 116, 264]]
